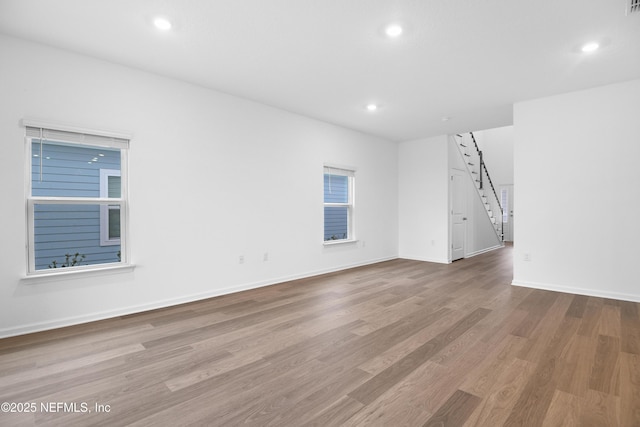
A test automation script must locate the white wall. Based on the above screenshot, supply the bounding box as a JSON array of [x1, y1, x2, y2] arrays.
[[0, 35, 399, 337], [513, 79, 640, 302], [472, 126, 514, 187], [398, 136, 449, 263]]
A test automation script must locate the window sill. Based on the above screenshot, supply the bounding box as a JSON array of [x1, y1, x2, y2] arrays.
[[323, 239, 358, 246], [21, 263, 136, 284]]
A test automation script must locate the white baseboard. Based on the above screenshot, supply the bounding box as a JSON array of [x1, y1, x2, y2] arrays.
[[398, 245, 503, 265], [0, 256, 398, 339], [465, 244, 504, 258], [511, 280, 640, 303], [398, 255, 450, 264]]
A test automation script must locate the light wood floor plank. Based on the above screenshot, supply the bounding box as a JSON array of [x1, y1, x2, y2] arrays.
[[541, 389, 583, 427], [619, 351, 640, 426], [464, 357, 535, 427]]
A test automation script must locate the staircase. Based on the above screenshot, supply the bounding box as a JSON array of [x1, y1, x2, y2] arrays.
[[453, 132, 504, 241]]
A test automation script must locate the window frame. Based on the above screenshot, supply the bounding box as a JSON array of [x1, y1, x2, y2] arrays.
[[99, 169, 122, 246], [500, 188, 509, 224], [323, 165, 356, 244], [23, 120, 131, 276]]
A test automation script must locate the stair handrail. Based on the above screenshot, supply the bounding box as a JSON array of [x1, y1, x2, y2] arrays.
[[469, 132, 504, 240], [469, 133, 483, 190]]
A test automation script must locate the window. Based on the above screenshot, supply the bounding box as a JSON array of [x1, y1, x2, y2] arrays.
[[100, 169, 121, 246], [500, 188, 509, 223], [24, 122, 129, 274], [323, 166, 355, 242]]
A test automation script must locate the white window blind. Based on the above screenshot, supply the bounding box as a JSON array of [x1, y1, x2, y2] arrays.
[[323, 166, 355, 177], [25, 125, 129, 149]]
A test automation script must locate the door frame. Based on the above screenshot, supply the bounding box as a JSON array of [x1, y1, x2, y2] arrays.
[[450, 168, 467, 262]]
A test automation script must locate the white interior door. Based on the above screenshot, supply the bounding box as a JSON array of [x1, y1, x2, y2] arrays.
[[500, 184, 514, 242], [451, 169, 466, 261]]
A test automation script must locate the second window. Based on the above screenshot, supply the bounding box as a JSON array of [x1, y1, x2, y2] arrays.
[[323, 166, 355, 242]]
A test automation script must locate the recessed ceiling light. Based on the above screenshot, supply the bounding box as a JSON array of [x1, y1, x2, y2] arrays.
[[441, 117, 451, 122], [581, 42, 599, 53], [154, 17, 172, 31], [366, 104, 378, 112], [385, 24, 403, 38]]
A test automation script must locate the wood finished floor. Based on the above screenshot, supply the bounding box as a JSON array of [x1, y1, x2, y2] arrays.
[[1, 245, 640, 426]]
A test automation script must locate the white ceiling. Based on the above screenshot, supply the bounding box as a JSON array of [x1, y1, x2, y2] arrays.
[[1, 0, 639, 141]]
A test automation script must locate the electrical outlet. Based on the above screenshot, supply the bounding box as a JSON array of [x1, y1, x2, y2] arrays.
[[523, 253, 531, 262], [263, 252, 269, 261], [239, 255, 244, 264]]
